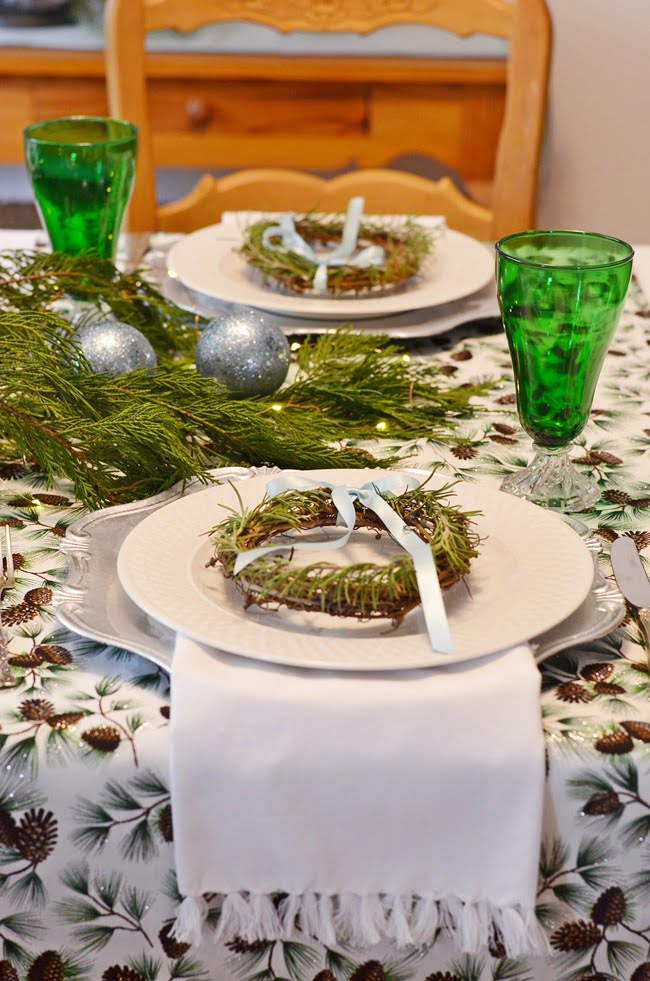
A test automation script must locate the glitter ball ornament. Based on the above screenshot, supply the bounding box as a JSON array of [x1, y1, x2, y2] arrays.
[[195, 310, 290, 396], [75, 319, 156, 376]]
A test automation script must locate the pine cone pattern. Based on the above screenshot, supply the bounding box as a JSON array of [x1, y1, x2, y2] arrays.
[[1, 601, 39, 625], [603, 489, 632, 505], [0, 517, 25, 528], [0, 809, 18, 847], [425, 975, 460, 981], [626, 530, 650, 550], [593, 681, 626, 695], [0, 962, 19, 981], [621, 720, 650, 743], [226, 939, 270, 955], [19, 698, 54, 721], [450, 349, 473, 361], [584, 791, 622, 815], [15, 809, 57, 863], [450, 445, 478, 460], [591, 886, 626, 925], [81, 725, 121, 753], [32, 494, 71, 507], [10, 651, 45, 668], [27, 951, 64, 981], [350, 963, 385, 981], [47, 712, 85, 731], [101, 968, 145, 981], [550, 920, 601, 951], [581, 662, 615, 682], [24, 587, 53, 607], [157, 803, 173, 842], [0, 462, 27, 479], [595, 730, 634, 754], [312, 972, 337, 981], [489, 434, 517, 445], [159, 705, 170, 720], [631, 964, 650, 981], [34, 644, 72, 665], [493, 423, 517, 435], [556, 682, 594, 703], [159, 922, 191, 958]]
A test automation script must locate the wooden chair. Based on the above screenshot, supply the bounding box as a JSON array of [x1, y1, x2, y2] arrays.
[[105, 0, 551, 238]]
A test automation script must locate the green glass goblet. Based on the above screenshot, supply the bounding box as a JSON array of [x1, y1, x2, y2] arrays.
[[496, 230, 633, 511], [24, 116, 137, 260]]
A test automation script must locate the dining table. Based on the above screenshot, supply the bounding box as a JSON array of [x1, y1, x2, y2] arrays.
[[0, 228, 649, 981]]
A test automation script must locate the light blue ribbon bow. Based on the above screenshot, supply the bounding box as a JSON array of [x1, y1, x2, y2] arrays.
[[261, 196, 385, 294], [233, 473, 454, 655]]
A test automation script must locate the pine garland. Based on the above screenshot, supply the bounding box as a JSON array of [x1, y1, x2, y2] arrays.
[[0, 249, 492, 509]]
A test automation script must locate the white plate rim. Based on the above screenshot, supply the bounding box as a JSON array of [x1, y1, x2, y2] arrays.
[[117, 469, 594, 672], [166, 225, 494, 320]]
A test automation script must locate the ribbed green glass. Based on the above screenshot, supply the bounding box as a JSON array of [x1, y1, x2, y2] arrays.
[[24, 116, 137, 260], [496, 230, 633, 448]]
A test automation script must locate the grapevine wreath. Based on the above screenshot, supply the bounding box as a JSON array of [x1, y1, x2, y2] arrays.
[[208, 481, 480, 627], [239, 213, 435, 296]]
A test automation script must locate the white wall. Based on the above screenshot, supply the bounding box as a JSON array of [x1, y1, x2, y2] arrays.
[[538, 0, 650, 241]]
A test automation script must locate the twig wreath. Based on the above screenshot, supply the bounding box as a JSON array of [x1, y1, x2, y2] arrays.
[[208, 481, 480, 626], [240, 213, 435, 296]]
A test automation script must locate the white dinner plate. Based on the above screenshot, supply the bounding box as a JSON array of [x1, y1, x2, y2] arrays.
[[117, 468, 594, 672], [166, 225, 494, 321]]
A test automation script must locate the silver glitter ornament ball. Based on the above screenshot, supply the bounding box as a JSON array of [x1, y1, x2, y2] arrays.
[[75, 319, 157, 376], [196, 309, 290, 396]]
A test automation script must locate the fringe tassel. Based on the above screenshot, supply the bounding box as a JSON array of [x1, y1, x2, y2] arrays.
[[184, 889, 548, 956], [171, 895, 208, 946]]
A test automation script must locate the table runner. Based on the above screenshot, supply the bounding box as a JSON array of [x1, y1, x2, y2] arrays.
[[0, 232, 648, 981], [171, 638, 546, 954]]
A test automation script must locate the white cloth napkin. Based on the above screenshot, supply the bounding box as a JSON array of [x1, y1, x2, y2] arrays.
[[170, 636, 547, 954]]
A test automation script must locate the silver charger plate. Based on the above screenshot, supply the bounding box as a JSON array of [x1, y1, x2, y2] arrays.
[[54, 467, 625, 672]]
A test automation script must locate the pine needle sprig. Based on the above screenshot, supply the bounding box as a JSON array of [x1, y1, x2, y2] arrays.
[[0, 248, 198, 363], [209, 482, 480, 624]]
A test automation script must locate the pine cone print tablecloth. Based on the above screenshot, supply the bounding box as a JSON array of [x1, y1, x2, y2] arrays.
[[0, 246, 649, 981]]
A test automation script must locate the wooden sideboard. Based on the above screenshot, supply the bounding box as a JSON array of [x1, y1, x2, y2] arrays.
[[1, 47, 506, 188]]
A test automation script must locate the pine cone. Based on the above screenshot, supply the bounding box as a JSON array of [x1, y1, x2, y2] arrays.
[[7, 496, 34, 508], [555, 682, 594, 703], [81, 725, 121, 753], [581, 662, 614, 683], [50, 526, 66, 539], [450, 349, 473, 361], [19, 698, 54, 721], [595, 526, 618, 543], [0, 809, 18, 847], [34, 644, 72, 666], [550, 920, 601, 951], [32, 494, 70, 507], [0, 961, 19, 981], [450, 445, 478, 460], [489, 435, 517, 445], [160, 705, 170, 720], [226, 939, 270, 955], [591, 886, 626, 926], [631, 963, 650, 981], [438, 364, 459, 376], [312, 973, 337, 981], [494, 423, 517, 435], [1, 601, 38, 625], [159, 922, 191, 958], [621, 720, 650, 743], [0, 463, 27, 479], [157, 803, 173, 843], [350, 963, 385, 981], [603, 489, 632, 505], [425, 975, 460, 981], [630, 498, 650, 509], [15, 809, 57, 863], [488, 938, 507, 958], [595, 730, 634, 754], [0, 518, 25, 529], [48, 712, 85, 731], [10, 651, 45, 668], [594, 681, 626, 695], [8, 553, 25, 570], [590, 451, 623, 465], [495, 393, 517, 405], [24, 587, 52, 607], [28, 951, 64, 981], [625, 531, 650, 551], [584, 791, 621, 815], [101, 968, 144, 981]]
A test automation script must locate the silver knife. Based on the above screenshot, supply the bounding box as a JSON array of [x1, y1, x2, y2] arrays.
[[611, 535, 650, 668]]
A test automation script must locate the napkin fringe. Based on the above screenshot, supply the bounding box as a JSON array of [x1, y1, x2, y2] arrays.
[[172, 891, 549, 955]]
